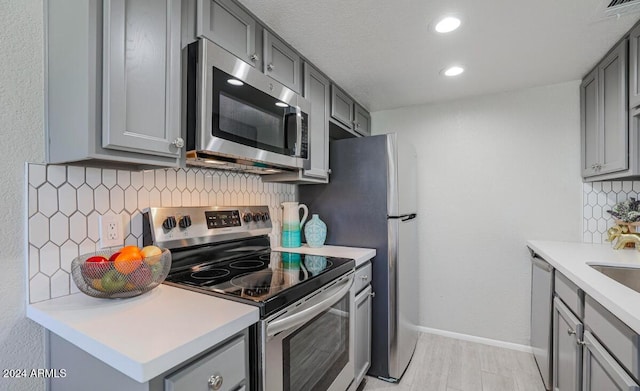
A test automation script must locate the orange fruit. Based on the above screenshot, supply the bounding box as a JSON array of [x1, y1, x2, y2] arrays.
[[119, 245, 142, 258], [114, 251, 142, 275], [141, 245, 163, 265]]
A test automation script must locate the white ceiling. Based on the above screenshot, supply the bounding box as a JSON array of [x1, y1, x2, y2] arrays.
[[236, 0, 640, 111]]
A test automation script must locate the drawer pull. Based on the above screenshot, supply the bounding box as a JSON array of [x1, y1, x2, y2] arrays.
[[208, 374, 223, 390], [567, 329, 576, 336]]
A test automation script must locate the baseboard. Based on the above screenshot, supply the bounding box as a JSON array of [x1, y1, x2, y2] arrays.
[[415, 325, 533, 353]]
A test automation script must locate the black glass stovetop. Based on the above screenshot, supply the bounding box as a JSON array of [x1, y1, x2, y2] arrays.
[[164, 238, 354, 317]]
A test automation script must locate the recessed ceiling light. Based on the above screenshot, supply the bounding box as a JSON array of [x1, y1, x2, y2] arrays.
[[434, 16, 461, 33], [443, 66, 464, 77], [275, 102, 289, 107], [227, 79, 244, 86]]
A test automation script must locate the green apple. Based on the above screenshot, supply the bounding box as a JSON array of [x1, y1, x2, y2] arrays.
[[100, 270, 127, 293], [149, 262, 165, 281]]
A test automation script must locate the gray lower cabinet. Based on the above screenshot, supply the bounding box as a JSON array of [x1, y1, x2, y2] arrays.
[[263, 31, 302, 94], [165, 334, 247, 390], [48, 330, 249, 391], [581, 38, 629, 180], [197, 0, 261, 68], [350, 261, 372, 391], [547, 283, 640, 391], [353, 284, 372, 388], [582, 331, 639, 391], [47, 0, 182, 168], [553, 297, 583, 391]]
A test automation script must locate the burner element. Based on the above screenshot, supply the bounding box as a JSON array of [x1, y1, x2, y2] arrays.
[[230, 260, 266, 270], [231, 270, 285, 297], [191, 268, 231, 280]]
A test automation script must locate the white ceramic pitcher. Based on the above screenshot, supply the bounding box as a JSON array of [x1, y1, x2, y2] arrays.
[[281, 202, 308, 247]]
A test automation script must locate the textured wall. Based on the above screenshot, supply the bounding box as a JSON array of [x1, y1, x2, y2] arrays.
[[0, 1, 46, 390], [26, 163, 295, 303], [582, 181, 640, 243], [372, 81, 583, 346]]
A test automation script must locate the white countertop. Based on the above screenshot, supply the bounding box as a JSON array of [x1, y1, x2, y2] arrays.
[[272, 244, 376, 267], [27, 285, 258, 383], [527, 240, 640, 334]]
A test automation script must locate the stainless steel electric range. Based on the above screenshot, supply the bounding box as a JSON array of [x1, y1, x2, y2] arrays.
[[143, 206, 356, 391]]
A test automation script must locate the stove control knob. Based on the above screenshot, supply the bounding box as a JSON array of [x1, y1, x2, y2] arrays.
[[162, 216, 177, 230], [263, 212, 270, 221], [243, 213, 253, 223], [253, 213, 261, 222], [179, 215, 192, 229]]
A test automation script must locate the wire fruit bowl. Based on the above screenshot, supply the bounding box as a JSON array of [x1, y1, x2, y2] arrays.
[[71, 247, 171, 299]]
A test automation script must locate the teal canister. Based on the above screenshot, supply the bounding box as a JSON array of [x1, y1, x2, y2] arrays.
[[304, 214, 327, 248]]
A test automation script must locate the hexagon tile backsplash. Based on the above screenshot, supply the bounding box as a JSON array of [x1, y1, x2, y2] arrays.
[[583, 181, 640, 244], [26, 163, 295, 303]]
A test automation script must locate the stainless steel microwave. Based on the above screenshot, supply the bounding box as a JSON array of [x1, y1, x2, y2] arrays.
[[185, 38, 311, 174]]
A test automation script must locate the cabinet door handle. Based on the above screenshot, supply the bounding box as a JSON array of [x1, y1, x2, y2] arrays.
[[567, 329, 576, 336], [208, 374, 223, 390], [250, 53, 259, 63], [577, 339, 587, 346], [267, 63, 274, 71], [172, 137, 185, 149], [369, 291, 375, 298], [360, 275, 368, 280]]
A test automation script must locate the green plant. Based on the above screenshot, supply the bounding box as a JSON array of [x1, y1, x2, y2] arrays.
[[607, 198, 640, 222]]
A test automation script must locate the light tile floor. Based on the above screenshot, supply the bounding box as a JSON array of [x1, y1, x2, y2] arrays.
[[362, 333, 545, 391]]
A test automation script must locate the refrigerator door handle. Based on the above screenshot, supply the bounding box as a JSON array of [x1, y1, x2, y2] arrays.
[[387, 213, 417, 222]]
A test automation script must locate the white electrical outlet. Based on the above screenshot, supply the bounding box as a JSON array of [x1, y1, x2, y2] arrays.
[[99, 214, 123, 248]]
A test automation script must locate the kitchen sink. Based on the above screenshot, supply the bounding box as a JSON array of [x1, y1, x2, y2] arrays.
[[589, 264, 640, 294]]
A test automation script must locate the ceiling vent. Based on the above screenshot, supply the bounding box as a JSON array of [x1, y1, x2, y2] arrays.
[[597, 0, 640, 18]]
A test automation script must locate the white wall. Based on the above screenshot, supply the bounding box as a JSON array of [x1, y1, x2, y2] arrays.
[[0, 1, 46, 390], [372, 81, 583, 345]]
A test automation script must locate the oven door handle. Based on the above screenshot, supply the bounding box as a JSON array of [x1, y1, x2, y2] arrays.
[[266, 274, 354, 337]]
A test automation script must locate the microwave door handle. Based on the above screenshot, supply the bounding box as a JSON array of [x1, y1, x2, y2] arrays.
[[294, 107, 303, 157], [266, 274, 354, 337]]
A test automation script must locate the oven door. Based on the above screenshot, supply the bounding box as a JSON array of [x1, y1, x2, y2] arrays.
[[261, 272, 355, 391], [189, 38, 310, 170]]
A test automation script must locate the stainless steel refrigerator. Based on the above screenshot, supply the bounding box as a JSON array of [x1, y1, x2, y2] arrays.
[[299, 133, 419, 382]]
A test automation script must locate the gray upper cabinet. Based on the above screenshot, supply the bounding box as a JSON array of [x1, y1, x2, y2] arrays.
[[581, 38, 629, 180], [630, 23, 640, 109], [263, 31, 302, 94], [301, 64, 330, 179], [581, 69, 599, 178], [354, 103, 371, 136], [102, 0, 183, 159], [330, 84, 371, 138], [331, 85, 355, 129], [263, 63, 329, 183], [197, 0, 261, 68], [46, 0, 182, 168]]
